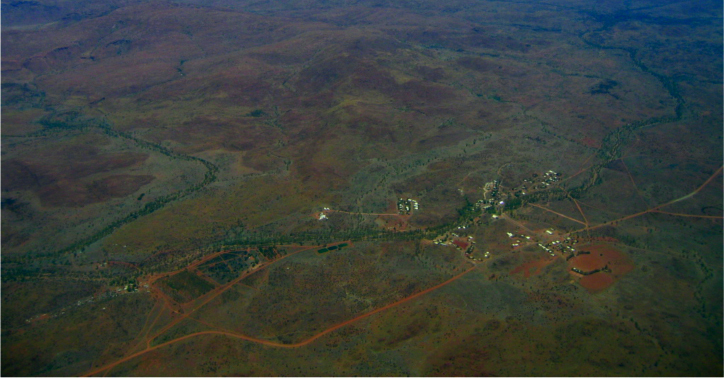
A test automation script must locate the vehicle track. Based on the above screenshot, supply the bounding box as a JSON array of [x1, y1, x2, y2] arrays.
[[82, 266, 476, 376]]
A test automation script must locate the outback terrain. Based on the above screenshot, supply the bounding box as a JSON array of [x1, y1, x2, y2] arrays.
[[2, 0, 723, 376]]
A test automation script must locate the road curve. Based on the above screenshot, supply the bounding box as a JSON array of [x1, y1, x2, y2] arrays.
[[83, 266, 477, 376]]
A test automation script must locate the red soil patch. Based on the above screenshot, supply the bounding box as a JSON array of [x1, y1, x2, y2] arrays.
[[452, 239, 469, 250], [569, 253, 604, 272], [579, 273, 615, 293], [569, 243, 634, 293], [510, 256, 556, 279]]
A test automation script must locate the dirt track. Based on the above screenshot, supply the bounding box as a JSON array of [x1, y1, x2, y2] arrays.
[[570, 165, 723, 234], [83, 256, 476, 376]]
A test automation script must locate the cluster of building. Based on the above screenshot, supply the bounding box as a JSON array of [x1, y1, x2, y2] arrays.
[[432, 226, 494, 261], [483, 180, 499, 200], [477, 180, 500, 209], [537, 235, 579, 257], [506, 231, 533, 249], [434, 232, 475, 251], [477, 170, 562, 211], [397, 198, 419, 214], [452, 234, 486, 261], [510, 169, 562, 196], [318, 207, 331, 220], [500, 227, 580, 259], [433, 232, 455, 246], [531, 170, 561, 190], [426, 169, 575, 263], [477, 180, 503, 211]]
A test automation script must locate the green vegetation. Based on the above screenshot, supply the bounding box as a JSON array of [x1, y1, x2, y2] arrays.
[[157, 270, 215, 303], [1, 113, 221, 262], [246, 109, 267, 117], [318, 243, 349, 253]]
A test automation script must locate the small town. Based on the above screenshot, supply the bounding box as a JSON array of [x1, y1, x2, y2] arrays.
[[397, 198, 420, 215], [311, 168, 624, 280]]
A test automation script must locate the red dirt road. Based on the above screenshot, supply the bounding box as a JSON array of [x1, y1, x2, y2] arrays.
[[529, 203, 586, 225], [83, 266, 477, 376], [570, 165, 723, 234]]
